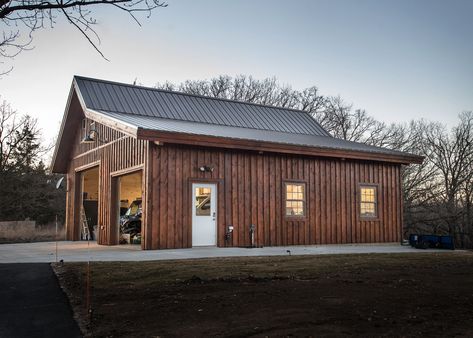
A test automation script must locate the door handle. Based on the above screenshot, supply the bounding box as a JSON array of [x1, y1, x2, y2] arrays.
[[212, 212, 216, 220]]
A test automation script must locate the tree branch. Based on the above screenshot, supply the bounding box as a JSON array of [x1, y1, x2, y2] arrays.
[[0, 0, 167, 72]]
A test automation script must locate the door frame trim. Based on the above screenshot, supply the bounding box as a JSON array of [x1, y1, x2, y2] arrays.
[[187, 178, 223, 247], [74, 163, 101, 242], [112, 170, 144, 247]]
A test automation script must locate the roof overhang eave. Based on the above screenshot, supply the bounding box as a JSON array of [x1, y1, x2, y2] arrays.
[[84, 109, 139, 138], [50, 82, 77, 174], [136, 128, 424, 165]]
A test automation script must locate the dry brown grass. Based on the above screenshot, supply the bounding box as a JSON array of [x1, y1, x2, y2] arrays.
[[0, 224, 65, 244]]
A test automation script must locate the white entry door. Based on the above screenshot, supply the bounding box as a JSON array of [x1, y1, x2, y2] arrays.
[[192, 183, 217, 246]]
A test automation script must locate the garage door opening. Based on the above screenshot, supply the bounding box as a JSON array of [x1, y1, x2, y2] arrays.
[[117, 171, 143, 245], [81, 166, 99, 241]]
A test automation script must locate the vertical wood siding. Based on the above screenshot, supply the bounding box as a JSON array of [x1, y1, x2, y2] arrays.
[[64, 118, 402, 249], [144, 143, 402, 249], [64, 118, 147, 244]]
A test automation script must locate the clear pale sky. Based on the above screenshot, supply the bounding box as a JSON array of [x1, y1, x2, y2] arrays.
[[1, 0, 472, 143]]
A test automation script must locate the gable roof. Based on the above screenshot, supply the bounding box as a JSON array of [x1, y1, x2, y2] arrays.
[[51, 76, 423, 173], [74, 76, 330, 136]]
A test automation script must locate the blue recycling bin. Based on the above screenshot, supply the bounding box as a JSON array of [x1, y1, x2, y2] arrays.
[[408, 234, 455, 250]]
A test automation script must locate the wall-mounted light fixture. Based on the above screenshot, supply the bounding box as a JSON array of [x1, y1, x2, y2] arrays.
[[81, 131, 96, 144], [81, 122, 107, 144], [224, 224, 234, 245], [199, 165, 214, 172]]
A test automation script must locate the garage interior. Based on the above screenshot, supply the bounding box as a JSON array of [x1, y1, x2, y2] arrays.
[[81, 166, 99, 240], [117, 171, 143, 245]]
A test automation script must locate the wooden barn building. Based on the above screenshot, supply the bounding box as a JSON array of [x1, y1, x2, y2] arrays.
[[51, 76, 423, 250]]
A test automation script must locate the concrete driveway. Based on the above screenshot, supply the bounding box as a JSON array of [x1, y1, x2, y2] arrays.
[[0, 241, 447, 263]]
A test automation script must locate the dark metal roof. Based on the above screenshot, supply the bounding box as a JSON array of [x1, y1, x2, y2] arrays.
[[97, 110, 420, 159], [71, 76, 423, 164], [74, 76, 330, 136]]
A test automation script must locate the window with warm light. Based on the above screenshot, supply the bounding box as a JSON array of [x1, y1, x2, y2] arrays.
[[285, 183, 305, 217], [360, 185, 377, 218]]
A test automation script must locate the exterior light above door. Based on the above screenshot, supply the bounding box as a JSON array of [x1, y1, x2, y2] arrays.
[[198, 166, 214, 172]]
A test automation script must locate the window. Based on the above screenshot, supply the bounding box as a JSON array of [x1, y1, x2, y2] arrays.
[[195, 187, 211, 216], [285, 183, 305, 217], [360, 185, 377, 218]]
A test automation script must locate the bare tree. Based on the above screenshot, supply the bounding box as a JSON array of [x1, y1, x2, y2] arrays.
[[156, 75, 327, 116], [463, 172, 473, 246], [422, 112, 473, 241], [0, 0, 167, 73], [391, 121, 443, 233], [312, 95, 380, 142]]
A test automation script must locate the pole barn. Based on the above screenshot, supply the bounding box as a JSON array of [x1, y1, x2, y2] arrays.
[[51, 76, 423, 250]]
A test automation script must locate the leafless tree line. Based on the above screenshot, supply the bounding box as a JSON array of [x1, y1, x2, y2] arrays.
[[157, 75, 473, 247]]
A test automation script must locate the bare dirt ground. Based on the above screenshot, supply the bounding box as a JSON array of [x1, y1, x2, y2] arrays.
[[54, 252, 473, 337]]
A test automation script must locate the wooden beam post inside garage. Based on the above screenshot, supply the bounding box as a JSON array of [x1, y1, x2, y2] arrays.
[[73, 171, 82, 241]]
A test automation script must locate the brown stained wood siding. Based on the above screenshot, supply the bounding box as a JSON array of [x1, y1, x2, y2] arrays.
[[64, 119, 403, 250], [70, 118, 125, 158], [64, 120, 147, 245], [145, 143, 403, 250]]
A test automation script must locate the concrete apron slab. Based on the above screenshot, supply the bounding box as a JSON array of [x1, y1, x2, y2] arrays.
[[0, 241, 452, 263]]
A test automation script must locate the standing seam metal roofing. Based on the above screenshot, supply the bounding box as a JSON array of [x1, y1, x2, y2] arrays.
[[74, 76, 331, 137], [95, 110, 420, 159]]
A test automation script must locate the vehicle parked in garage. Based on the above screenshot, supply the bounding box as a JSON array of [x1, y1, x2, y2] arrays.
[[120, 199, 142, 239]]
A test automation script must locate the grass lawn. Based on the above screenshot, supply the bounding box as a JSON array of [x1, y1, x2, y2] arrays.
[[0, 226, 64, 244], [54, 252, 473, 337]]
